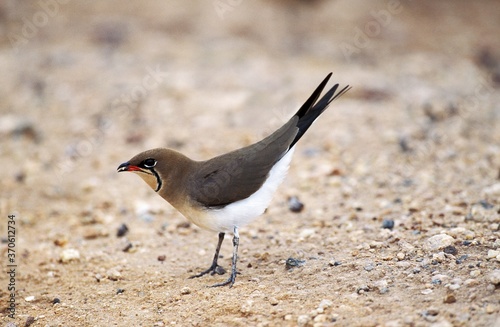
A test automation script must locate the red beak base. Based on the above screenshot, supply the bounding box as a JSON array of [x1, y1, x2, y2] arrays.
[[117, 162, 141, 172]]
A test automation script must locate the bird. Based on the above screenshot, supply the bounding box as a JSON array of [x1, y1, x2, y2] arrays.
[[117, 73, 350, 287]]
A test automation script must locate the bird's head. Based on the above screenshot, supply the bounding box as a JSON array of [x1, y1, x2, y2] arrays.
[[117, 148, 190, 193]]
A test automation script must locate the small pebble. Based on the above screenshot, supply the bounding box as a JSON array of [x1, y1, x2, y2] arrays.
[[285, 257, 305, 270], [24, 296, 35, 302], [373, 279, 389, 293], [288, 196, 304, 213], [488, 269, 500, 285], [455, 254, 468, 264], [429, 319, 453, 327], [470, 270, 481, 278], [422, 309, 439, 322], [443, 294, 456, 303], [24, 316, 35, 327], [53, 238, 68, 247], [478, 199, 494, 209], [0, 115, 38, 140], [424, 234, 454, 251], [240, 300, 253, 314], [403, 316, 414, 325], [421, 289, 433, 295], [379, 287, 389, 294], [107, 269, 121, 281], [432, 274, 448, 284], [318, 299, 333, 310], [424, 308, 439, 316], [297, 315, 311, 327], [83, 226, 109, 239], [381, 219, 395, 230], [432, 252, 446, 263], [314, 314, 328, 323], [52, 298, 61, 304], [485, 304, 496, 314], [364, 263, 375, 272], [482, 183, 500, 197], [464, 279, 478, 286], [95, 273, 103, 282], [443, 245, 458, 255], [328, 260, 342, 266], [299, 228, 315, 239], [397, 252, 405, 260], [116, 288, 125, 294], [487, 250, 500, 259], [117, 223, 129, 237], [269, 297, 279, 306], [180, 287, 191, 295], [122, 242, 133, 252], [60, 248, 80, 263], [158, 255, 166, 262]]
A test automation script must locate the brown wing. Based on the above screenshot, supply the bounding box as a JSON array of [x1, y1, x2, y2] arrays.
[[188, 118, 298, 207]]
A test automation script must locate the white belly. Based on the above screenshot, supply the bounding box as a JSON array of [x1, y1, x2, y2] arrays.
[[181, 148, 295, 233]]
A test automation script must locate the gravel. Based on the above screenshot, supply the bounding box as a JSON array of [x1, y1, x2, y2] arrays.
[[424, 234, 455, 251]]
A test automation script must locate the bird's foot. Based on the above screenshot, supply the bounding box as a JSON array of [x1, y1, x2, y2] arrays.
[[209, 269, 238, 288], [189, 264, 226, 279]]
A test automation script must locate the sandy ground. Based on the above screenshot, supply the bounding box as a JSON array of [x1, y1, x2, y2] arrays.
[[1, 1, 499, 326]]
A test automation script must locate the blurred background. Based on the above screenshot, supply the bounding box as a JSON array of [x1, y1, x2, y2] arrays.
[[1, 0, 498, 213], [0, 1, 499, 326]]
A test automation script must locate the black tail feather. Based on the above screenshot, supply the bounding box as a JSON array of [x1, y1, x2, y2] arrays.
[[289, 74, 351, 149], [294, 73, 332, 119]]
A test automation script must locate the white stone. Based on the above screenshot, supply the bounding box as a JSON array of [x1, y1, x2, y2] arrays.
[[432, 252, 446, 263], [487, 250, 500, 259], [297, 315, 311, 327], [482, 183, 500, 197], [424, 234, 454, 251], [180, 287, 191, 295], [448, 227, 475, 239], [107, 269, 121, 281], [299, 228, 316, 239], [314, 314, 328, 323], [470, 270, 481, 278], [429, 319, 453, 327], [488, 269, 500, 285], [464, 279, 479, 286], [318, 299, 333, 310], [60, 248, 80, 263]]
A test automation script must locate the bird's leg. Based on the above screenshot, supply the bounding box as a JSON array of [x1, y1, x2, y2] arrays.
[[210, 226, 239, 288], [189, 232, 226, 278]]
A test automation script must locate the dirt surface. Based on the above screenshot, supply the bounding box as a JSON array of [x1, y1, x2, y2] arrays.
[[1, 1, 499, 326]]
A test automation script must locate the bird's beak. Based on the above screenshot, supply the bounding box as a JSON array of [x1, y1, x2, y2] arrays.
[[117, 162, 130, 172], [117, 162, 141, 172]]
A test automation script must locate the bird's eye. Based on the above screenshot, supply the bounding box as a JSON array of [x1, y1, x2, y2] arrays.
[[143, 158, 157, 168]]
